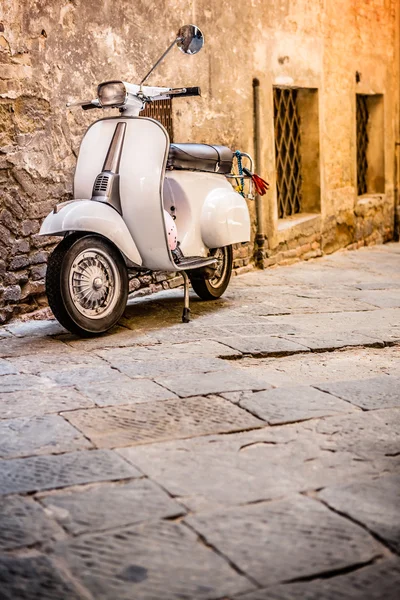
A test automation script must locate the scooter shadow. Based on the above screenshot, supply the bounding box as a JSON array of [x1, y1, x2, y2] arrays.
[[121, 288, 233, 331]]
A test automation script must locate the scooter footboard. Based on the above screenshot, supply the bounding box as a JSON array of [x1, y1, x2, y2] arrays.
[[201, 188, 251, 248], [39, 200, 142, 266]]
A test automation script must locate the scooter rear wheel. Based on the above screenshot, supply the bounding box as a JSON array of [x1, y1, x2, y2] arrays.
[[189, 245, 233, 300], [46, 233, 128, 337]]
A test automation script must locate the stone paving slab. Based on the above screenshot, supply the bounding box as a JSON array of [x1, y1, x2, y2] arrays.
[[315, 375, 400, 410], [4, 319, 67, 338], [144, 323, 234, 344], [0, 495, 63, 551], [0, 358, 17, 375], [215, 322, 301, 337], [40, 479, 185, 536], [4, 350, 105, 374], [0, 554, 83, 600], [236, 558, 400, 600], [279, 331, 384, 351], [215, 335, 309, 356], [58, 327, 152, 351], [94, 339, 241, 361], [0, 387, 95, 420], [118, 424, 388, 512], [235, 346, 400, 387], [265, 308, 400, 337], [116, 356, 235, 379], [354, 290, 400, 308], [318, 474, 400, 554], [314, 408, 400, 458], [222, 385, 358, 425], [63, 396, 263, 448], [254, 296, 376, 315], [77, 378, 179, 407], [155, 370, 271, 397], [186, 494, 383, 587], [0, 373, 55, 393], [0, 335, 69, 358], [0, 415, 92, 458], [356, 281, 400, 290], [52, 520, 253, 600], [0, 449, 140, 495], [40, 365, 124, 386]]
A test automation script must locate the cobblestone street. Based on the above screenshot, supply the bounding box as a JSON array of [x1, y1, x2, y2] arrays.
[[0, 243, 399, 599]]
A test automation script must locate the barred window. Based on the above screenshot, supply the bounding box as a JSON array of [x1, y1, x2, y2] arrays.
[[356, 94, 369, 195], [142, 99, 174, 141], [355, 93, 384, 196], [274, 87, 302, 218]]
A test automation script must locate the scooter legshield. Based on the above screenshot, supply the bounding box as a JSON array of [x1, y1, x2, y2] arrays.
[[39, 200, 142, 266]]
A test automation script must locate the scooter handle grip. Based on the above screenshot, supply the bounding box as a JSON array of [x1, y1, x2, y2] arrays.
[[170, 87, 201, 98], [82, 102, 100, 110]]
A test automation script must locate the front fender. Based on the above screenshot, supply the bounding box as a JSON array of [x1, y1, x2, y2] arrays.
[[39, 200, 142, 266], [201, 188, 250, 248]]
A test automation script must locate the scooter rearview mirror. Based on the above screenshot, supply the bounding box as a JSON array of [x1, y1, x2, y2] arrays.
[[140, 24, 204, 86], [176, 25, 204, 55]]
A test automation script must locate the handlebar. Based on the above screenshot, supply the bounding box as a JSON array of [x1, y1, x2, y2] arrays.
[[82, 102, 101, 111], [168, 86, 201, 98]]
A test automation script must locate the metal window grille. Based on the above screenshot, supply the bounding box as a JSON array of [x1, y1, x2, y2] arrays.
[[274, 87, 302, 218], [142, 99, 174, 141], [356, 94, 369, 195]]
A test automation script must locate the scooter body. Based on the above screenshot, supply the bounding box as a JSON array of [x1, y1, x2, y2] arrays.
[[39, 24, 255, 336], [41, 116, 250, 270]]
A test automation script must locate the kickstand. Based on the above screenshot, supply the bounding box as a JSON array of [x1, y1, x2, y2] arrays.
[[182, 271, 191, 323]]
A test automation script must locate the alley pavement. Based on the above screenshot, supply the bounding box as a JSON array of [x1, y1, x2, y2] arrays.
[[0, 243, 399, 599]]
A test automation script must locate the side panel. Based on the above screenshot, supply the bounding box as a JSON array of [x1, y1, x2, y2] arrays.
[[164, 171, 250, 253], [74, 117, 177, 271], [39, 201, 142, 266]]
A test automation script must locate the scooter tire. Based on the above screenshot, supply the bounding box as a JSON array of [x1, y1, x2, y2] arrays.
[[46, 233, 129, 337], [189, 245, 233, 300]]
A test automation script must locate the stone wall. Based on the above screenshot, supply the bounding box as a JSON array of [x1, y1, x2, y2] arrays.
[[0, 0, 399, 323]]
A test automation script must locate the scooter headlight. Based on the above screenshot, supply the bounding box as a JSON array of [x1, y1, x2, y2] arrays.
[[97, 81, 127, 107]]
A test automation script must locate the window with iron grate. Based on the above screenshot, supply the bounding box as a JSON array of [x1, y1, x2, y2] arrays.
[[142, 99, 174, 141], [274, 87, 321, 219], [274, 88, 302, 218], [355, 94, 384, 196], [356, 95, 369, 195]]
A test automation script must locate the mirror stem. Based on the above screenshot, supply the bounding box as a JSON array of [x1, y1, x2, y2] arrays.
[[140, 37, 183, 87]]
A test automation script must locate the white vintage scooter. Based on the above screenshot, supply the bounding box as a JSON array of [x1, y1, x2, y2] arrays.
[[40, 25, 259, 336]]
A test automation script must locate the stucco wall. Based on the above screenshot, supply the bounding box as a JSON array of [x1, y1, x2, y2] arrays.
[[0, 0, 399, 323]]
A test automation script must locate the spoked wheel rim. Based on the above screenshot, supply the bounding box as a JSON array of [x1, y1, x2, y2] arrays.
[[68, 248, 121, 319], [209, 247, 229, 289]]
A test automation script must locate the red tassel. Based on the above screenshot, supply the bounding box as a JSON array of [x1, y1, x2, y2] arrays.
[[252, 173, 269, 196]]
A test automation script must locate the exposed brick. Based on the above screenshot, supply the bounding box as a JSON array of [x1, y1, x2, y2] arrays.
[[4, 270, 28, 286], [3, 285, 21, 302], [10, 238, 29, 256], [30, 264, 47, 281], [20, 220, 39, 236], [20, 281, 45, 300], [31, 234, 59, 248], [168, 275, 184, 289], [9, 255, 30, 270], [30, 250, 49, 265], [0, 209, 18, 235], [0, 224, 14, 246]]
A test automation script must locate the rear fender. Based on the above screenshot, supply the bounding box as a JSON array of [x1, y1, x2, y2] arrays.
[[201, 188, 250, 248], [39, 200, 142, 266]]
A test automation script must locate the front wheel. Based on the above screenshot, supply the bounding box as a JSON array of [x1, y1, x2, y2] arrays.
[[189, 245, 233, 300], [46, 234, 129, 336]]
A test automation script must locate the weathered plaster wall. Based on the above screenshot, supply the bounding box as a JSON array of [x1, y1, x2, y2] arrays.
[[0, 0, 398, 323]]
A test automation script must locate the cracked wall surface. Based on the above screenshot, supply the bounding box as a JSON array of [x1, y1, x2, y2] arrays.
[[0, 0, 399, 323]]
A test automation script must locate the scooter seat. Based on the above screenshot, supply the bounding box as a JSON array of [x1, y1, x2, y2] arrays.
[[167, 143, 233, 174]]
